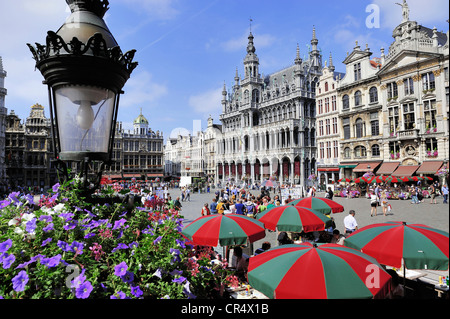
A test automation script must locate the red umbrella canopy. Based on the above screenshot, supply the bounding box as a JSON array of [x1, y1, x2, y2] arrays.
[[338, 178, 352, 183], [261, 179, 278, 188], [256, 205, 333, 233], [399, 176, 411, 182], [289, 197, 344, 214], [344, 221, 449, 270], [181, 214, 266, 247], [248, 243, 392, 299]]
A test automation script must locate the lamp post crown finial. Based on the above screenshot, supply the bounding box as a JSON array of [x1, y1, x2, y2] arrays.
[[66, 0, 109, 18]]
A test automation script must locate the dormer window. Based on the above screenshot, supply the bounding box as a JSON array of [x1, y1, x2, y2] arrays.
[[354, 63, 361, 81]]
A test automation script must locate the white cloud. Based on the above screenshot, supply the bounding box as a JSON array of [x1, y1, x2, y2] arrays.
[[119, 70, 169, 109], [188, 87, 222, 116]]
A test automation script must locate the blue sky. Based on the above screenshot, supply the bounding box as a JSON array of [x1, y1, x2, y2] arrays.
[[0, 0, 448, 141]]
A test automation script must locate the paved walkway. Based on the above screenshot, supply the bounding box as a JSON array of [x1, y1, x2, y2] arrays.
[[168, 187, 449, 285]]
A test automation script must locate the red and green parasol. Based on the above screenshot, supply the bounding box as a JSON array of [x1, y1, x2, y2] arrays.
[[338, 178, 352, 183], [261, 179, 279, 188], [247, 243, 392, 299], [256, 206, 333, 233], [181, 214, 266, 247], [288, 197, 344, 214], [344, 221, 449, 270]]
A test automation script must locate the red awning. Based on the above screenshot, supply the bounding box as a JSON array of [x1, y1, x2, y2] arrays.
[[392, 165, 420, 177], [416, 161, 444, 175], [352, 162, 382, 173], [376, 162, 400, 175], [317, 167, 340, 172]]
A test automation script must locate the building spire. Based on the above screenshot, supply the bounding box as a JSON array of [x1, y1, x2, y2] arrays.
[[311, 25, 318, 51], [295, 43, 302, 65], [329, 52, 335, 72]]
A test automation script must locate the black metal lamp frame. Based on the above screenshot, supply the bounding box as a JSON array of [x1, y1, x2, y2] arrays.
[[27, 0, 137, 197]]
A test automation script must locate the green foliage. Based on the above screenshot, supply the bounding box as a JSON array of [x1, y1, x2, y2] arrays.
[[0, 178, 235, 299]]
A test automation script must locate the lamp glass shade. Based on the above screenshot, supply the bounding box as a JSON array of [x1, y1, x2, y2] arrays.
[[54, 85, 115, 158]]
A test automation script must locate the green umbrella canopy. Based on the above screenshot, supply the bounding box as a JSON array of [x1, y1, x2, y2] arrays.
[[288, 197, 344, 215], [257, 205, 332, 233], [248, 243, 392, 299], [181, 214, 266, 247], [344, 221, 449, 270]]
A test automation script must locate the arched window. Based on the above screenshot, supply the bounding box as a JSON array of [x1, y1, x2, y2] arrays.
[[355, 118, 364, 138], [354, 90, 362, 106], [354, 146, 367, 158], [342, 95, 349, 110], [369, 87, 378, 103], [325, 82, 329, 92], [344, 147, 351, 159]]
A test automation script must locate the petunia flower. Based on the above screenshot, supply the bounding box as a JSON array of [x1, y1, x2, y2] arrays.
[[131, 285, 143, 298], [12, 270, 29, 292], [41, 238, 52, 247], [114, 261, 128, 277], [2, 253, 15, 269], [0, 239, 12, 253], [75, 281, 93, 299]]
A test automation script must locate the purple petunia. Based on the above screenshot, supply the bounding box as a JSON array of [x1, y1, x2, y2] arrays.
[[52, 183, 60, 193], [131, 285, 143, 298], [172, 276, 187, 284], [110, 291, 129, 299], [2, 253, 15, 269], [41, 238, 53, 247], [111, 243, 128, 253], [76, 281, 93, 299], [43, 223, 54, 233], [0, 199, 11, 209], [39, 215, 53, 223], [0, 239, 13, 253], [57, 240, 71, 252], [70, 241, 84, 255], [120, 271, 134, 284], [113, 218, 127, 230], [12, 270, 29, 292], [114, 262, 128, 277], [153, 236, 162, 245], [25, 218, 37, 233], [40, 254, 61, 268]]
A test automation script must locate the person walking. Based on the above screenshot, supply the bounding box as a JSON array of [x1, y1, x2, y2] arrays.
[[185, 187, 191, 202], [343, 210, 358, 234], [429, 183, 437, 204], [380, 190, 389, 216], [441, 184, 448, 204], [410, 186, 419, 204], [370, 192, 378, 217], [210, 198, 218, 214]]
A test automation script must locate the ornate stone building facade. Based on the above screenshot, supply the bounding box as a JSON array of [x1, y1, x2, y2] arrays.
[[316, 54, 345, 186], [336, 42, 384, 178], [215, 29, 322, 187], [104, 111, 164, 180], [333, 0, 448, 179], [5, 104, 56, 190], [377, 4, 449, 176]]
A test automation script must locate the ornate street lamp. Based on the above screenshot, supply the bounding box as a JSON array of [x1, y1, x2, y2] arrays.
[[27, 0, 137, 193]]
